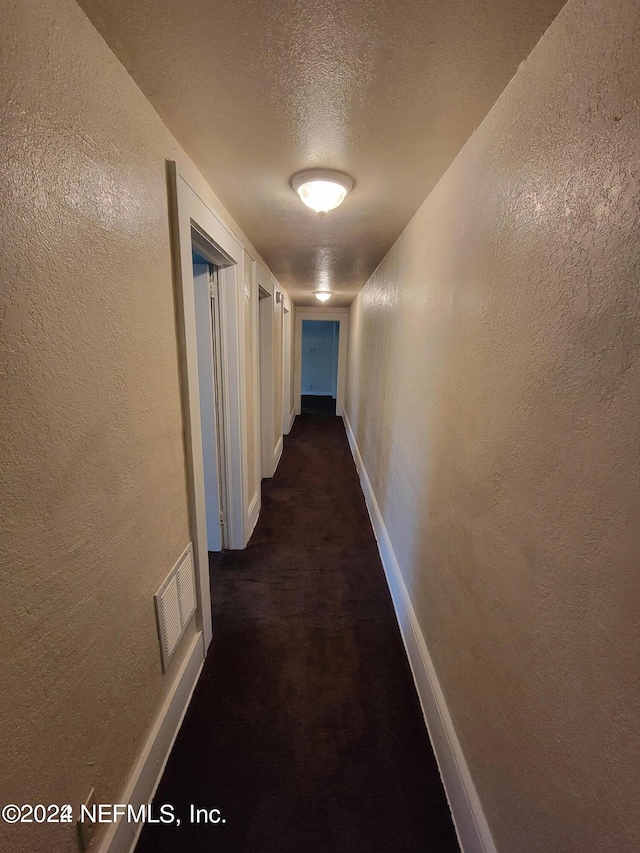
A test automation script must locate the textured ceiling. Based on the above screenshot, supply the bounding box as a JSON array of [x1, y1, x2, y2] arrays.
[[77, 0, 565, 306]]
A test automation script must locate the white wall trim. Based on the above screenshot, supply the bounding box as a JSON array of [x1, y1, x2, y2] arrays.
[[247, 256, 262, 526], [96, 631, 205, 853], [274, 434, 284, 473], [170, 162, 253, 645], [281, 300, 293, 436], [257, 269, 276, 479], [218, 259, 248, 551], [285, 304, 296, 436], [342, 411, 497, 853], [272, 286, 284, 471], [295, 308, 349, 417], [247, 490, 260, 541]]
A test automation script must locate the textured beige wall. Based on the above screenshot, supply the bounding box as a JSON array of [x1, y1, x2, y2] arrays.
[[346, 0, 640, 850], [0, 1, 279, 850]]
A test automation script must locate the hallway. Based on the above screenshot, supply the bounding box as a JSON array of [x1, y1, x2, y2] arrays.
[[4, 1, 640, 851], [135, 413, 459, 853]]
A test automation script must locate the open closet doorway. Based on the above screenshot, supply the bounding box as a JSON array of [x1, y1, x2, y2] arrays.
[[191, 232, 228, 551], [300, 320, 340, 416]]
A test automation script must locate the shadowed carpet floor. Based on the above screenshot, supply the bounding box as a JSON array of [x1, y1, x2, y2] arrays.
[[136, 414, 459, 853], [301, 394, 337, 416]]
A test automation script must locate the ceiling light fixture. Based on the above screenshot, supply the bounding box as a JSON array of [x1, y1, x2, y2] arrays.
[[291, 169, 354, 215], [314, 290, 332, 303]]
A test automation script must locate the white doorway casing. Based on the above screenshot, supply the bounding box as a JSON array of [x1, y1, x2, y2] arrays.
[[281, 303, 294, 435], [170, 163, 253, 648], [257, 267, 288, 479], [295, 308, 349, 416], [192, 264, 224, 552], [258, 270, 275, 479]]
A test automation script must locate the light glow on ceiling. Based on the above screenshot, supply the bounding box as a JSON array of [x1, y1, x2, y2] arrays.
[[314, 291, 332, 302]]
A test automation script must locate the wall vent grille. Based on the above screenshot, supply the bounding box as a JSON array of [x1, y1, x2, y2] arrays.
[[176, 548, 197, 625], [155, 544, 197, 671]]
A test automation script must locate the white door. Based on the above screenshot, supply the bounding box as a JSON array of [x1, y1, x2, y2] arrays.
[[193, 263, 226, 550]]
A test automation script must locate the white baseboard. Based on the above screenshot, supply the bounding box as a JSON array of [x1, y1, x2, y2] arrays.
[[342, 412, 496, 853], [273, 435, 284, 473], [287, 407, 296, 434], [95, 631, 205, 853], [246, 490, 261, 543]]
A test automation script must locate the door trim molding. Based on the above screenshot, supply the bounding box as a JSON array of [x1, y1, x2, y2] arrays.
[[168, 161, 250, 646], [258, 269, 276, 478], [246, 256, 262, 527], [281, 299, 293, 435], [295, 308, 349, 417]]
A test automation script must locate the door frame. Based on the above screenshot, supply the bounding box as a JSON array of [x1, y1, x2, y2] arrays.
[[281, 298, 293, 435], [295, 308, 349, 417], [169, 162, 249, 648], [258, 269, 275, 478], [192, 262, 226, 552]]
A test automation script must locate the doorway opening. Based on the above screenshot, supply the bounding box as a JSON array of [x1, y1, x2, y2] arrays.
[[301, 320, 339, 416], [191, 229, 228, 551]]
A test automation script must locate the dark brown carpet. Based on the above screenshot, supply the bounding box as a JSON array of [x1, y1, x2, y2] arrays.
[[135, 414, 459, 853], [301, 394, 337, 416]]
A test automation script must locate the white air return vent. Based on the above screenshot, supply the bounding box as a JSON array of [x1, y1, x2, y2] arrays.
[[155, 544, 197, 671], [176, 547, 197, 625]]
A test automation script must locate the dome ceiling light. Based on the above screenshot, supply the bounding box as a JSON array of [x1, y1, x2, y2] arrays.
[[314, 290, 332, 303], [290, 169, 354, 215]]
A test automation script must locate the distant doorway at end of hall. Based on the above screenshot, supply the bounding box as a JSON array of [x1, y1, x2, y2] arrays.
[[300, 320, 339, 416]]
